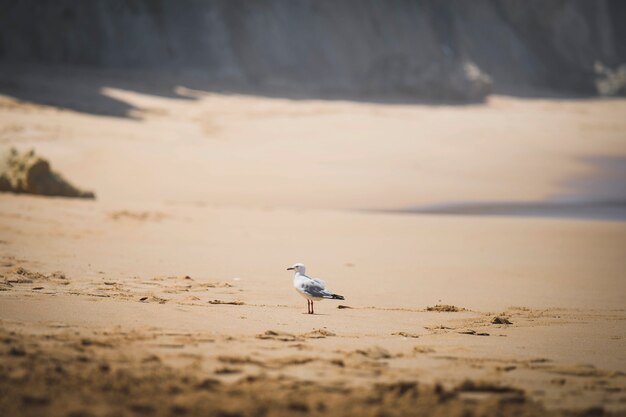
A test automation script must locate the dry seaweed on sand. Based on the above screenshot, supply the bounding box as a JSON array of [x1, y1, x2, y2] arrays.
[[5, 267, 68, 285], [459, 329, 490, 336], [392, 332, 420, 338], [426, 304, 462, 312], [209, 299, 244, 305], [0, 147, 95, 199]]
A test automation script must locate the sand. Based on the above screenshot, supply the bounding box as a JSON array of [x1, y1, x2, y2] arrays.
[[1, 70, 625, 416]]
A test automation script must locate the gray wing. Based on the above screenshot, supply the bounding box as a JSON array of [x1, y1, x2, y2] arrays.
[[311, 278, 326, 287], [302, 280, 333, 298]]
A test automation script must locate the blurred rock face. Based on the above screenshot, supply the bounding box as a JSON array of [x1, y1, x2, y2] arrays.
[[0, 0, 624, 100], [0, 148, 95, 199]]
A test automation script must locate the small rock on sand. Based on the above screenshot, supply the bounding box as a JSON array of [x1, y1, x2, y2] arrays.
[[492, 316, 513, 325]]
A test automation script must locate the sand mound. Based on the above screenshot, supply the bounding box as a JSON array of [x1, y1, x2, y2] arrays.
[[0, 148, 94, 199]]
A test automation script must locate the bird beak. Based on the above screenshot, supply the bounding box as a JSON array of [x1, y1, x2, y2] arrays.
[[286, 267, 294, 270]]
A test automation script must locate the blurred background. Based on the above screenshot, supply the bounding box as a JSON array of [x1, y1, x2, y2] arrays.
[[1, 0, 625, 113], [0, 1, 625, 213]]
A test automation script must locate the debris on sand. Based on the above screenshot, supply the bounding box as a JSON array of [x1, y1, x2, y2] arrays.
[[214, 367, 242, 375], [374, 381, 419, 398], [355, 346, 392, 360], [455, 379, 524, 394], [492, 316, 513, 325], [195, 378, 221, 390], [0, 148, 95, 199], [209, 299, 244, 305], [138, 295, 167, 304], [427, 304, 462, 312], [392, 332, 420, 338], [217, 355, 263, 366], [337, 305, 353, 309], [302, 329, 336, 338], [109, 210, 167, 221], [413, 346, 435, 354], [459, 329, 490, 336], [424, 325, 453, 330], [3, 267, 68, 287], [256, 330, 300, 342]]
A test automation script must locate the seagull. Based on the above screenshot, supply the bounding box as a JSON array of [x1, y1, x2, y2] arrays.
[[287, 263, 344, 314]]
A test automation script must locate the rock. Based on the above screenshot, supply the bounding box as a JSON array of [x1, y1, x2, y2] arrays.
[[3, 2, 624, 105], [595, 63, 626, 96], [0, 148, 95, 199], [365, 57, 492, 102], [492, 317, 513, 325]]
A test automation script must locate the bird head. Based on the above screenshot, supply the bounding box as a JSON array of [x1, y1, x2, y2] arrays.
[[286, 263, 306, 274]]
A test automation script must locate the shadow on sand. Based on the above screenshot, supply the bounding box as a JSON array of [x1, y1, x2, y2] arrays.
[[0, 64, 600, 119], [396, 156, 626, 222], [0, 65, 202, 118]]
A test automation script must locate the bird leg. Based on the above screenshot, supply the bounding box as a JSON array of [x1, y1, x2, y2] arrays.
[[307, 300, 311, 314], [311, 301, 315, 314]]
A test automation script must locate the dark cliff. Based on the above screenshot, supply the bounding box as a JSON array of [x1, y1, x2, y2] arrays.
[[1, 0, 624, 102]]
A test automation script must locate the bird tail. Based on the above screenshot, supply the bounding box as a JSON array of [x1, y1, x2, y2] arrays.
[[330, 294, 345, 300]]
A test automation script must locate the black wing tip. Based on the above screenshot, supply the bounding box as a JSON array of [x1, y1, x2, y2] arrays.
[[332, 294, 345, 300]]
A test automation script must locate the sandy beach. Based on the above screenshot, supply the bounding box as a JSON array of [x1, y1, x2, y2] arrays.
[[1, 67, 626, 416]]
